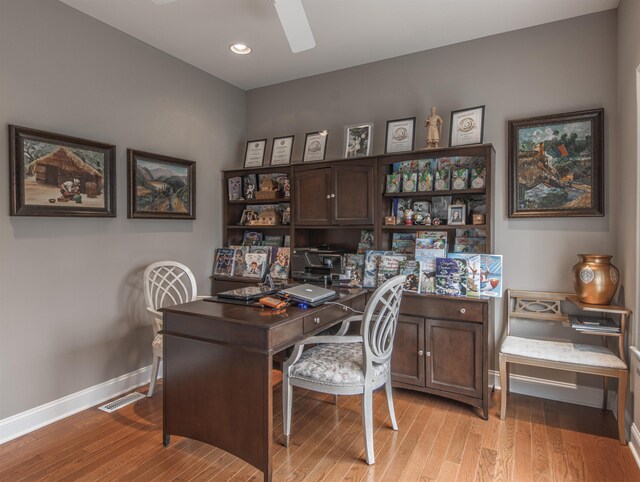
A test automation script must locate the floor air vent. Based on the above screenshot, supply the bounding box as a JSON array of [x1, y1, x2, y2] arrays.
[[98, 392, 146, 413]]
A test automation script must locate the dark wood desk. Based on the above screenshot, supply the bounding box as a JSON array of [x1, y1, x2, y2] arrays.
[[160, 288, 367, 482]]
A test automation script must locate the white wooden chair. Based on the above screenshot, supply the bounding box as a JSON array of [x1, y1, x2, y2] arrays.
[[282, 275, 406, 465], [143, 261, 204, 398]]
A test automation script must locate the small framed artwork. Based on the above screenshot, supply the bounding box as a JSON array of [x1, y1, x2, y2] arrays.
[[508, 108, 604, 218], [240, 209, 258, 225], [9, 125, 116, 217], [302, 130, 328, 162], [127, 149, 195, 219], [270, 135, 294, 165], [344, 122, 373, 158], [385, 117, 416, 153], [244, 139, 267, 168], [449, 106, 485, 146], [447, 204, 466, 225]]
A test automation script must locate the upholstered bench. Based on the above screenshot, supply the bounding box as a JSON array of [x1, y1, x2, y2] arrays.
[[499, 289, 629, 445]]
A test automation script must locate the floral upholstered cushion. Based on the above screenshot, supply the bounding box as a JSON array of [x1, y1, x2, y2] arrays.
[[289, 343, 389, 387], [500, 336, 626, 369]]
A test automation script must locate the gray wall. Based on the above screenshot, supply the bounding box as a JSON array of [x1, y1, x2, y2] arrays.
[[0, 0, 245, 418], [246, 11, 619, 380]]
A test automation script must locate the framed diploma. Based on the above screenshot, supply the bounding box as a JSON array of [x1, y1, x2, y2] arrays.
[[385, 117, 416, 153], [244, 139, 267, 168], [302, 131, 328, 162], [270, 135, 294, 165], [449, 106, 485, 146]]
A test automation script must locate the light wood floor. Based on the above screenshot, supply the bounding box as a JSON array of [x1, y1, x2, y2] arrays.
[[1, 381, 638, 481]]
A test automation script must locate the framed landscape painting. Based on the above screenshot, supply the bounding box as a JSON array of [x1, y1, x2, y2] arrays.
[[508, 108, 604, 218], [9, 125, 116, 217], [127, 149, 195, 219]]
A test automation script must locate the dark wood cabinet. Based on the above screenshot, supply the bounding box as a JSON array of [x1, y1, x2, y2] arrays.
[[295, 161, 375, 226], [392, 294, 490, 419]]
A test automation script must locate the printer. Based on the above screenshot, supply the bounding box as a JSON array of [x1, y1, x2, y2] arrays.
[[291, 247, 344, 284]]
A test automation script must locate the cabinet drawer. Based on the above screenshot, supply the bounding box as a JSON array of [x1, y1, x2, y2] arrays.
[[303, 303, 350, 334], [401, 296, 484, 323]]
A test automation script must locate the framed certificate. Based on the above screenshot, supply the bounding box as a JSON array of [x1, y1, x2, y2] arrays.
[[244, 139, 267, 168], [270, 135, 294, 165], [385, 117, 415, 153], [302, 131, 328, 162], [449, 106, 485, 146], [344, 122, 373, 158]]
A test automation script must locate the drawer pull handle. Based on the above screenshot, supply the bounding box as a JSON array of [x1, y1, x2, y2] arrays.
[[342, 306, 349, 312], [326, 194, 331, 199], [426, 351, 431, 357], [313, 317, 320, 324], [460, 308, 466, 314], [330, 193, 336, 198], [418, 350, 424, 356]]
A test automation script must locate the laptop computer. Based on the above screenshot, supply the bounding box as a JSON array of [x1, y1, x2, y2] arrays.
[[216, 286, 278, 301], [279, 284, 337, 304]]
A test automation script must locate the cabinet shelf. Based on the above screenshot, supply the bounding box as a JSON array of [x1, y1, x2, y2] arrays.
[[381, 224, 486, 231], [384, 188, 485, 198], [226, 225, 291, 230], [228, 198, 290, 205], [295, 225, 374, 230]]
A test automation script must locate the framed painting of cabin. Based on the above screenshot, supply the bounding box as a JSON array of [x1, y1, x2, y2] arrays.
[[508, 108, 604, 218], [127, 149, 196, 219], [9, 125, 116, 217]]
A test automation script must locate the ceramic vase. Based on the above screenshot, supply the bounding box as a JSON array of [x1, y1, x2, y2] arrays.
[[572, 254, 619, 305]]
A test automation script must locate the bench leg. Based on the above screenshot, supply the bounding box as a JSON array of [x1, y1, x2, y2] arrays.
[[602, 376, 608, 411], [617, 370, 628, 445], [499, 354, 507, 420]]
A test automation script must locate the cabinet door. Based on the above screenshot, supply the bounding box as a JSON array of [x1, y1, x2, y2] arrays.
[[294, 168, 332, 225], [391, 315, 425, 387], [425, 319, 482, 398], [332, 163, 375, 225]]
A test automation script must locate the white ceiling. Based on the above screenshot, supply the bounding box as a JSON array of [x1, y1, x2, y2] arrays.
[[60, 0, 619, 90]]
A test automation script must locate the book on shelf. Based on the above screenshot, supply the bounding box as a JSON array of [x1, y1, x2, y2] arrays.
[[400, 259, 422, 293], [228, 177, 242, 201], [213, 248, 235, 276], [269, 247, 290, 280], [230, 246, 248, 277], [569, 315, 620, 333], [243, 252, 268, 278], [391, 232, 416, 255], [377, 254, 407, 285], [363, 250, 394, 288], [344, 253, 365, 288]]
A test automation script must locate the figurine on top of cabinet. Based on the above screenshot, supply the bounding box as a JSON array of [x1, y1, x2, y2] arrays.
[[425, 106, 443, 149]]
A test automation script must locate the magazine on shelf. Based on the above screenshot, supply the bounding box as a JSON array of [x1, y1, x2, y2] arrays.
[[569, 315, 620, 333]]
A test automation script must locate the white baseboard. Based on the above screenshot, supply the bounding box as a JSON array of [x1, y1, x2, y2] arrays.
[[489, 369, 614, 409], [0, 363, 161, 445], [630, 423, 640, 470]]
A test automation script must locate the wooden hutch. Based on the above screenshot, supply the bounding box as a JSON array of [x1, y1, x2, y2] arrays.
[[218, 143, 495, 418]]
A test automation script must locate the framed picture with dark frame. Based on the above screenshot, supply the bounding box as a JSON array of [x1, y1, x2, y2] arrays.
[[127, 149, 196, 219], [449, 105, 485, 146], [302, 130, 328, 162], [508, 108, 604, 218], [447, 204, 466, 225], [344, 122, 373, 158], [385, 117, 416, 153], [270, 135, 294, 166], [9, 125, 116, 217], [244, 139, 267, 168]]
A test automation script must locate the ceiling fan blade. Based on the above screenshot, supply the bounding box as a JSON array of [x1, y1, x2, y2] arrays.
[[273, 0, 316, 53]]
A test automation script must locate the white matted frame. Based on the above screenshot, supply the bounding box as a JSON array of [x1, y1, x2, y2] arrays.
[[270, 135, 294, 165], [449, 105, 485, 146], [302, 130, 328, 162], [344, 122, 373, 158], [385, 117, 415, 153]]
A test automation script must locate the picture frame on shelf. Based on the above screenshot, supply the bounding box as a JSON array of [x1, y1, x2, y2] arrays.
[[344, 122, 373, 158], [9, 125, 116, 217], [244, 139, 267, 168], [302, 130, 328, 162], [449, 105, 485, 147], [270, 135, 294, 166], [508, 108, 604, 218], [447, 204, 466, 225], [240, 209, 258, 225], [385, 117, 416, 153], [127, 149, 196, 219]]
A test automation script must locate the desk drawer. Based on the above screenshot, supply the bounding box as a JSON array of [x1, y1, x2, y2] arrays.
[[303, 302, 351, 334], [401, 296, 484, 323]]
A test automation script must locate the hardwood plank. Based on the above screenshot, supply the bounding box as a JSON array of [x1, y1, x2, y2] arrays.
[[1, 385, 639, 482]]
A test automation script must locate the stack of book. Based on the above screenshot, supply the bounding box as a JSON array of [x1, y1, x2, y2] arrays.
[[569, 315, 620, 334]]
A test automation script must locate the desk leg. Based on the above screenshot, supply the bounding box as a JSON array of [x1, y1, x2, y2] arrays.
[[163, 334, 273, 480]]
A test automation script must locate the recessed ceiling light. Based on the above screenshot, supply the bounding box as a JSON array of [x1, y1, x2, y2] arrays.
[[230, 43, 252, 55]]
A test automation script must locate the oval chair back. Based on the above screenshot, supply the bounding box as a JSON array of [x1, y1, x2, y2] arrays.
[[144, 261, 198, 315], [361, 275, 406, 383]]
